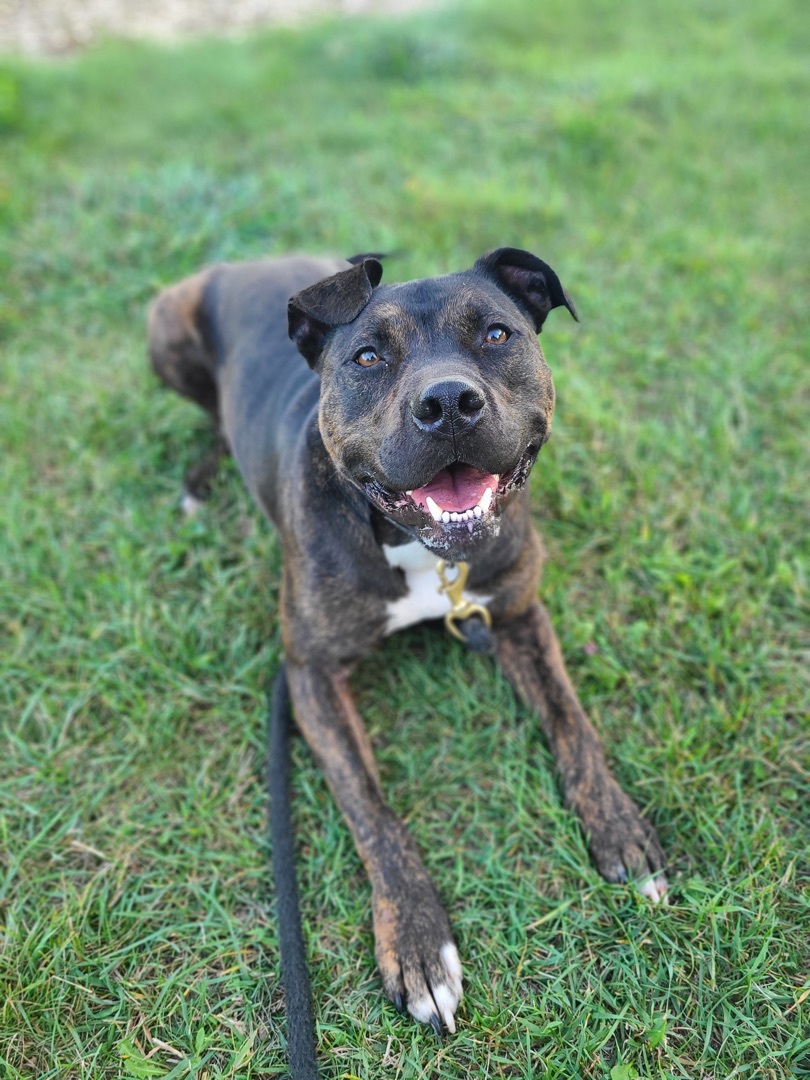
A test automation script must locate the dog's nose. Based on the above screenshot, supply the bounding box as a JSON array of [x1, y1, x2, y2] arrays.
[[411, 379, 486, 438]]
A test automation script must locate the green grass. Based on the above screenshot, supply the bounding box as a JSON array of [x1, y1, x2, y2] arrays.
[[1, 0, 808, 1075]]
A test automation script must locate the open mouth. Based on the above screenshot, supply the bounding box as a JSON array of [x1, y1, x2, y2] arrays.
[[411, 464, 498, 525], [362, 445, 538, 546]]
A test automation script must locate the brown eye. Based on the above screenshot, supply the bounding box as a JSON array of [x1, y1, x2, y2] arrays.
[[484, 325, 510, 345], [355, 348, 382, 367]]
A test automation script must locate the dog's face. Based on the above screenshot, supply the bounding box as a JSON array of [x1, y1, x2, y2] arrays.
[[289, 248, 577, 559]]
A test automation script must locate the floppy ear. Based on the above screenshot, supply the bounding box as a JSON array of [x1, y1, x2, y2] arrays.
[[288, 258, 383, 367], [474, 247, 578, 332]]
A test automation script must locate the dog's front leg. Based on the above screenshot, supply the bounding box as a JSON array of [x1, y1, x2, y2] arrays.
[[285, 661, 463, 1033], [496, 603, 668, 901]]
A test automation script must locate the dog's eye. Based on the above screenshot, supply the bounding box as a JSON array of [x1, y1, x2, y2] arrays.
[[354, 348, 382, 367], [484, 325, 510, 345]]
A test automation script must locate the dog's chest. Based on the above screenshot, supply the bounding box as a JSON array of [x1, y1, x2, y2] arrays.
[[381, 541, 491, 636]]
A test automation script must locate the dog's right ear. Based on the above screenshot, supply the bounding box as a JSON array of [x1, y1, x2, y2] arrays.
[[288, 258, 383, 367]]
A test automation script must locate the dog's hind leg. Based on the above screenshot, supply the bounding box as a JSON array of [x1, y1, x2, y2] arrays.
[[147, 269, 228, 509], [177, 429, 230, 513]]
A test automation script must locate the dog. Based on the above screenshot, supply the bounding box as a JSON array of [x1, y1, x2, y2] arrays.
[[147, 248, 667, 1035]]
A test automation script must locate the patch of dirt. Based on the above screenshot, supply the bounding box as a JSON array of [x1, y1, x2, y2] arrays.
[[0, 0, 437, 57]]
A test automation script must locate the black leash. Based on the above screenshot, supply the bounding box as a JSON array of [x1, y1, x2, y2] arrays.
[[266, 615, 493, 1076], [267, 662, 320, 1079]]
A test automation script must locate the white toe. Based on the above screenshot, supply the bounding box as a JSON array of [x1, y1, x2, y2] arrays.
[[406, 942, 463, 1032], [408, 992, 440, 1025], [440, 942, 463, 997], [180, 491, 204, 516], [638, 873, 668, 903], [432, 984, 458, 1033]]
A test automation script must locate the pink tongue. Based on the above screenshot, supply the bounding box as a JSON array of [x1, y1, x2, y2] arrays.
[[411, 466, 497, 513]]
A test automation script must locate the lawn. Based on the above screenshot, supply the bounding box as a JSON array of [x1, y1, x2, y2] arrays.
[[1, 0, 808, 1076]]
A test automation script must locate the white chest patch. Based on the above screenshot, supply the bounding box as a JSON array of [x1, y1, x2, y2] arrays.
[[382, 541, 491, 636]]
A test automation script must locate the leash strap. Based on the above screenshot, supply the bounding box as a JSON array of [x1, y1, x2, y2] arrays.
[[453, 612, 495, 653], [267, 663, 320, 1079]]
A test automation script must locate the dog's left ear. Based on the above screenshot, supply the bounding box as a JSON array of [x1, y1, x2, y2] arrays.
[[474, 247, 578, 332], [288, 258, 383, 367]]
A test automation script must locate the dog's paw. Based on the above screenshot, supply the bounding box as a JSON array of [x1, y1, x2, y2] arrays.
[[580, 780, 668, 903], [180, 490, 205, 517], [372, 884, 463, 1033]]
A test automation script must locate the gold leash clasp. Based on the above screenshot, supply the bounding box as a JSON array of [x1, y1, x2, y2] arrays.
[[436, 559, 493, 642]]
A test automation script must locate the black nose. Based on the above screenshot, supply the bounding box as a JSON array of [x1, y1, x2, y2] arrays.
[[411, 378, 486, 438]]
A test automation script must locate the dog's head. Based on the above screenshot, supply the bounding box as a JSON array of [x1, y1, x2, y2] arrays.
[[288, 248, 577, 559]]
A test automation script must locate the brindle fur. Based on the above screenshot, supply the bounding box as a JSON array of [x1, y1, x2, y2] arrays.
[[147, 250, 667, 1033]]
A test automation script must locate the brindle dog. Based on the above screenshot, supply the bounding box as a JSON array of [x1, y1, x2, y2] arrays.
[[148, 248, 667, 1034]]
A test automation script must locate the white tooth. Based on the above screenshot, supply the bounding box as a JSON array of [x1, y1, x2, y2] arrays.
[[442, 511, 451, 523], [473, 505, 482, 518], [425, 495, 443, 522], [479, 487, 493, 513], [406, 489, 413, 495], [450, 512, 459, 522]]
